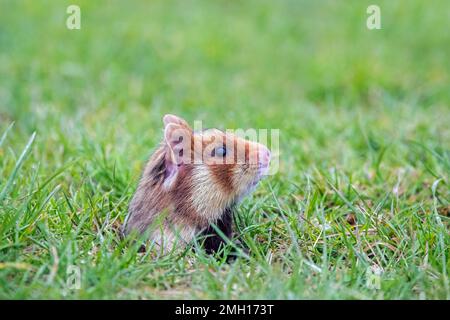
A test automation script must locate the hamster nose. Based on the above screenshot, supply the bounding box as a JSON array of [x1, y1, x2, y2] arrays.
[[258, 146, 271, 167]]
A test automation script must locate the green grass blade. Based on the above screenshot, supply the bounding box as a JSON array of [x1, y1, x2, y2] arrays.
[[0, 132, 36, 203], [0, 122, 15, 148]]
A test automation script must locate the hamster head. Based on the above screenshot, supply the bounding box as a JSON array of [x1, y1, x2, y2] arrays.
[[162, 114, 271, 222]]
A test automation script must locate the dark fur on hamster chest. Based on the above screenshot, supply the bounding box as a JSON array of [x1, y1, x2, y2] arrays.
[[200, 206, 234, 254]]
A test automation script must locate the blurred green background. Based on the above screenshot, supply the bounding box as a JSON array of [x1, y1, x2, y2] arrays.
[[1, 0, 449, 172], [0, 0, 449, 299]]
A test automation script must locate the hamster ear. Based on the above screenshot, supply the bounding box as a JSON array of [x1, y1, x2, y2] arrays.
[[164, 123, 191, 166], [163, 114, 192, 130], [163, 123, 191, 187]]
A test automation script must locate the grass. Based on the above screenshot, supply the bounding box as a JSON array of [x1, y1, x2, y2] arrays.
[[0, 0, 449, 299]]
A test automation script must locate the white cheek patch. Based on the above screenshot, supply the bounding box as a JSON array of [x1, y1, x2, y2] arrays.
[[259, 165, 270, 176], [235, 184, 258, 204], [234, 167, 262, 200], [191, 166, 233, 222]]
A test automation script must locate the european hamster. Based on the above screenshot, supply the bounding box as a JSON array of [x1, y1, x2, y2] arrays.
[[123, 114, 271, 254]]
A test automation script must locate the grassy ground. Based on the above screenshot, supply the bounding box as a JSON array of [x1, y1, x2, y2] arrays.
[[0, 0, 449, 299]]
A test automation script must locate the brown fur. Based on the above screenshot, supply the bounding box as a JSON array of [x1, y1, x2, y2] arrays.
[[123, 114, 270, 254]]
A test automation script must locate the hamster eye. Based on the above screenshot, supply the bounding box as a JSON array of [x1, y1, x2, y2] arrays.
[[212, 146, 227, 157]]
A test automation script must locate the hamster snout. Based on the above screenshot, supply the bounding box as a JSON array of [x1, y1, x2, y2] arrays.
[[258, 145, 271, 167], [257, 144, 271, 176]]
